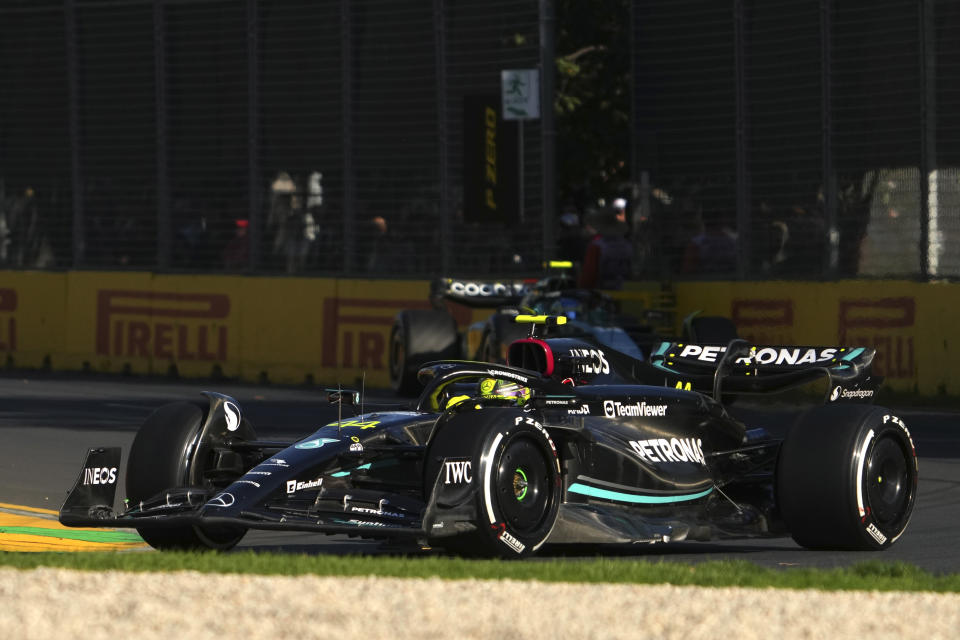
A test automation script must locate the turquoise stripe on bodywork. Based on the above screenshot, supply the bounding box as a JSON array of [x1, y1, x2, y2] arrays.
[[649, 342, 674, 371], [331, 463, 371, 478], [568, 482, 713, 504], [649, 359, 675, 373], [834, 347, 865, 370]]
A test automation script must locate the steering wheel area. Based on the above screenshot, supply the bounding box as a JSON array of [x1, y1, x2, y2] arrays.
[[416, 363, 541, 413]]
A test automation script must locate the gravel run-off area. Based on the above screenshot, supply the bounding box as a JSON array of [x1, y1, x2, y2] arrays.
[[1, 567, 957, 640]]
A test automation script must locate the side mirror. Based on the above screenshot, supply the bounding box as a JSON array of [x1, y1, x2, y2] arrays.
[[325, 388, 360, 406]]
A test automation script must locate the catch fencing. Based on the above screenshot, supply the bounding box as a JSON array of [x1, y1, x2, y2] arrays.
[[631, 0, 960, 281], [0, 0, 548, 276], [1, 0, 958, 281]]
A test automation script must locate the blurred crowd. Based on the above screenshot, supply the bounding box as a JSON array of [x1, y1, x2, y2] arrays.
[[0, 172, 841, 281], [0, 184, 56, 269], [553, 179, 834, 287]]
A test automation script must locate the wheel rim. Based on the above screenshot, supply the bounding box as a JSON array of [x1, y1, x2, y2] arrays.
[[513, 468, 529, 501], [865, 434, 914, 528], [495, 437, 552, 535]]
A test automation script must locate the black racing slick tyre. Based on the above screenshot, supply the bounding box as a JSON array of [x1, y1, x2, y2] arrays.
[[682, 313, 739, 344], [126, 401, 249, 550], [777, 404, 918, 550], [389, 309, 460, 395], [478, 314, 529, 364], [426, 408, 561, 558]]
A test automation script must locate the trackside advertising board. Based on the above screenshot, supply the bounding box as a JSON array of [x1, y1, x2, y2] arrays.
[[0, 272, 434, 386], [0, 271, 956, 394], [668, 280, 946, 394], [0, 272, 67, 368]]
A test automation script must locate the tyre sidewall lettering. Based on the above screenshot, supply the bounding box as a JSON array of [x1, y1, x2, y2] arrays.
[[478, 418, 560, 555], [851, 416, 917, 548]]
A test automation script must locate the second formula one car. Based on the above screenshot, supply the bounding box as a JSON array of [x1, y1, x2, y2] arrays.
[[59, 315, 917, 558], [388, 264, 737, 394]]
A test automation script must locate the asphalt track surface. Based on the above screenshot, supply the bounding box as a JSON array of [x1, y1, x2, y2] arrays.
[[2, 373, 958, 572]]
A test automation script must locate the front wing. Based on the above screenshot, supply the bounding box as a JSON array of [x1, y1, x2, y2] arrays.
[[58, 446, 481, 541]]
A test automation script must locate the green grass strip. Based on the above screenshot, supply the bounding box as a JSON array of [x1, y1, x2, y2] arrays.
[[1, 550, 958, 593], [0, 527, 144, 543]]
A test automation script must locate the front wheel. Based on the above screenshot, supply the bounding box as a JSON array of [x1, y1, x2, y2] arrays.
[[426, 408, 561, 558], [777, 404, 918, 550], [126, 401, 249, 550], [486, 429, 559, 552]]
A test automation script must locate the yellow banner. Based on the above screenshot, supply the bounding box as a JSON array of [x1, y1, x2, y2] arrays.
[[673, 280, 954, 394], [2, 270, 957, 395], [51, 272, 436, 387], [0, 272, 67, 369]]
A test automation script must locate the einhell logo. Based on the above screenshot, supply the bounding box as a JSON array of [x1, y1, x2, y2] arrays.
[[0, 288, 15, 351], [96, 290, 230, 360], [839, 297, 915, 379]]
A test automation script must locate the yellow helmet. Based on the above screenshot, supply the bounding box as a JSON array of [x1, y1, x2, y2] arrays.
[[478, 377, 531, 406]]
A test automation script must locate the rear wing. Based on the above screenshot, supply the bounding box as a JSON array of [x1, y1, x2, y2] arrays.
[[430, 263, 580, 309], [648, 338, 880, 403], [430, 277, 535, 308]]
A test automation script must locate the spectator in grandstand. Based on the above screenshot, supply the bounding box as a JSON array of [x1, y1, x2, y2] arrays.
[[267, 171, 318, 274], [172, 198, 210, 269], [681, 213, 738, 275], [305, 170, 340, 270], [222, 218, 249, 270], [752, 199, 788, 275], [306, 171, 324, 210], [612, 196, 628, 226], [364, 214, 390, 272], [0, 185, 55, 268], [555, 204, 586, 265], [578, 205, 633, 290], [681, 187, 738, 275], [773, 200, 826, 277]]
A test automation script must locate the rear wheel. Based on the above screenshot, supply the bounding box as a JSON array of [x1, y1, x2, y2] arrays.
[[682, 312, 739, 344], [478, 332, 499, 364], [478, 314, 529, 364], [389, 309, 460, 395], [777, 404, 918, 550], [126, 401, 249, 550]]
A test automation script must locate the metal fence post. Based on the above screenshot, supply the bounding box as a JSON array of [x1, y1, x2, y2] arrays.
[[539, 0, 556, 262], [821, 0, 837, 277], [154, 0, 170, 270], [434, 0, 450, 274], [247, 0, 261, 271], [341, 0, 355, 275], [65, 0, 84, 267], [733, 0, 749, 279], [920, 0, 935, 279]]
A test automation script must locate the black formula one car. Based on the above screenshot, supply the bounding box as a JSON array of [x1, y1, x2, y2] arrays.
[[60, 316, 917, 558], [388, 264, 738, 394]]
